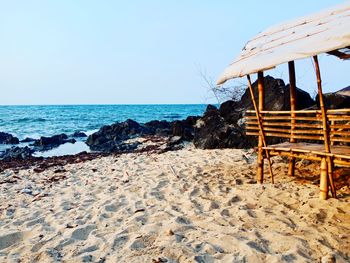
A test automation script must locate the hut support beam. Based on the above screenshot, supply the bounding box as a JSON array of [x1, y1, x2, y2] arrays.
[[313, 55, 336, 199], [247, 74, 274, 184], [288, 61, 296, 177], [320, 158, 328, 200], [257, 72, 265, 183]]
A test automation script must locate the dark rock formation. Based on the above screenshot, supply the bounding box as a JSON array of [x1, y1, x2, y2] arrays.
[[86, 119, 149, 152], [239, 76, 315, 111], [171, 116, 199, 141], [316, 90, 350, 109], [20, 137, 36, 143], [336, 86, 350, 97], [72, 131, 87, 138], [144, 120, 172, 136], [32, 134, 76, 151], [193, 105, 251, 149], [219, 100, 242, 124], [87, 116, 200, 153], [0, 132, 19, 144], [0, 146, 34, 160]]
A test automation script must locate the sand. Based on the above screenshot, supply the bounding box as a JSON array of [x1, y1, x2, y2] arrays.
[[0, 146, 349, 262]]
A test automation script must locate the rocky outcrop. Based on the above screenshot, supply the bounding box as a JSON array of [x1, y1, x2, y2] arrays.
[[171, 116, 199, 141], [0, 146, 34, 160], [144, 120, 171, 136], [193, 105, 251, 149], [192, 76, 317, 149], [86, 119, 149, 152], [316, 87, 350, 109], [32, 134, 76, 151], [72, 131, 87, 138], [239, 76, 315, 111], [0, 132, 19, 144], [20, 137, 36, 143], [86, 116, 200, 152], [336, 86, 350, 97]]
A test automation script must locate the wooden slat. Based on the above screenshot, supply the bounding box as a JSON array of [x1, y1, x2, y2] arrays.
[[246, 120, 322, 128], [246, 115, 321, 121], [329, 124, 350, 129], [246, 126, 324, 135], [247, 131, 325, 141], [246, 109, 350, 115], [331, 137, 350, 143]]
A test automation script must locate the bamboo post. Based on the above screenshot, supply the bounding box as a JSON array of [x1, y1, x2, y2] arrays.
[[313, 55, 336, 198], [257, 71, 265, 183], [247, 74, 274, 184], [330, 120, 335, 146], [320, 158, 328, 200], [288, 61, 296, 177]]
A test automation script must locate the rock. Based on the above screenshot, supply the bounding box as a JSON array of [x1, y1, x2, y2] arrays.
[[171, 121, 192, 141], [164, 136, 184, 151], [21, 188, 33, 195], [336, 85, 350, 96], [171, 116, 199, 141], [86, 119, 148, 152], [144, 120, 171, 136], [316, 91, 350, 109], [20, 137, 36, 143], [72, 131, 87, 138], [219, 100, 241, 124], [0, 146, 34, 160], [0, 132, 19, 144], [32, 134, 76, 151], [239, 75, 315, 111], [193, 105, 251, 149]]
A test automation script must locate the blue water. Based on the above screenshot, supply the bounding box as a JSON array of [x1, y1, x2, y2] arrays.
[[0, 104, 209, 140]]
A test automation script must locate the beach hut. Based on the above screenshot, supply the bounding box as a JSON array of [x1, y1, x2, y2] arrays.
[[217, 2, 350, 200]]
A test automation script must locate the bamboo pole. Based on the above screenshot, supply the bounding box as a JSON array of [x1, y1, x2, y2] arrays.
[[257, 72, 265, 183], [331, 120, 335, 146], [247, 74, 274, 184], [320, 158, 328, 200], [313, 55, 336, 198], [288, 61, 296, 177]]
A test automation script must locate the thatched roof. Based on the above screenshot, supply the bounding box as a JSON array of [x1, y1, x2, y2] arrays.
[[217, 1, 350, 85]]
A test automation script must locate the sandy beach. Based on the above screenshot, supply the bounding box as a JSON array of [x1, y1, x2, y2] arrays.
[[0, 146, 349, 262]]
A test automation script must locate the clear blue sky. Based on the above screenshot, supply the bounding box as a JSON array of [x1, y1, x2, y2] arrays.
[[0, 0, 348, 105]]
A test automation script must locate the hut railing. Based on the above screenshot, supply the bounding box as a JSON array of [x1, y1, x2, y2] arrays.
[[245, 109, 350, 143]]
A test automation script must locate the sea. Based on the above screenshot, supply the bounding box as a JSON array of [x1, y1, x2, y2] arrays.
[[0, 104, 210, 157]]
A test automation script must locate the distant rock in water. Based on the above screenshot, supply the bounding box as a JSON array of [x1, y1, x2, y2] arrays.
[[0, 132, 19, 144], [20, 137, 36, 143], [0, 146, 34, 160], [72, 131, 87, 138], [32, 134, 76, 151]]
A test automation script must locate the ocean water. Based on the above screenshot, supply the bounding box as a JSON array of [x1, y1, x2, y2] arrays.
[[0, 104, 209, 141]]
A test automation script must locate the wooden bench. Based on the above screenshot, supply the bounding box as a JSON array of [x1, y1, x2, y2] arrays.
[[245, 109, 350, 199]]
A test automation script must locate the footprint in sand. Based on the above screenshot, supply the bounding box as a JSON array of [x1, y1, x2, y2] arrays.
[[0, 232, 24, 251], [112, 235, 129, 250], [71, 225, 97, 240]]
